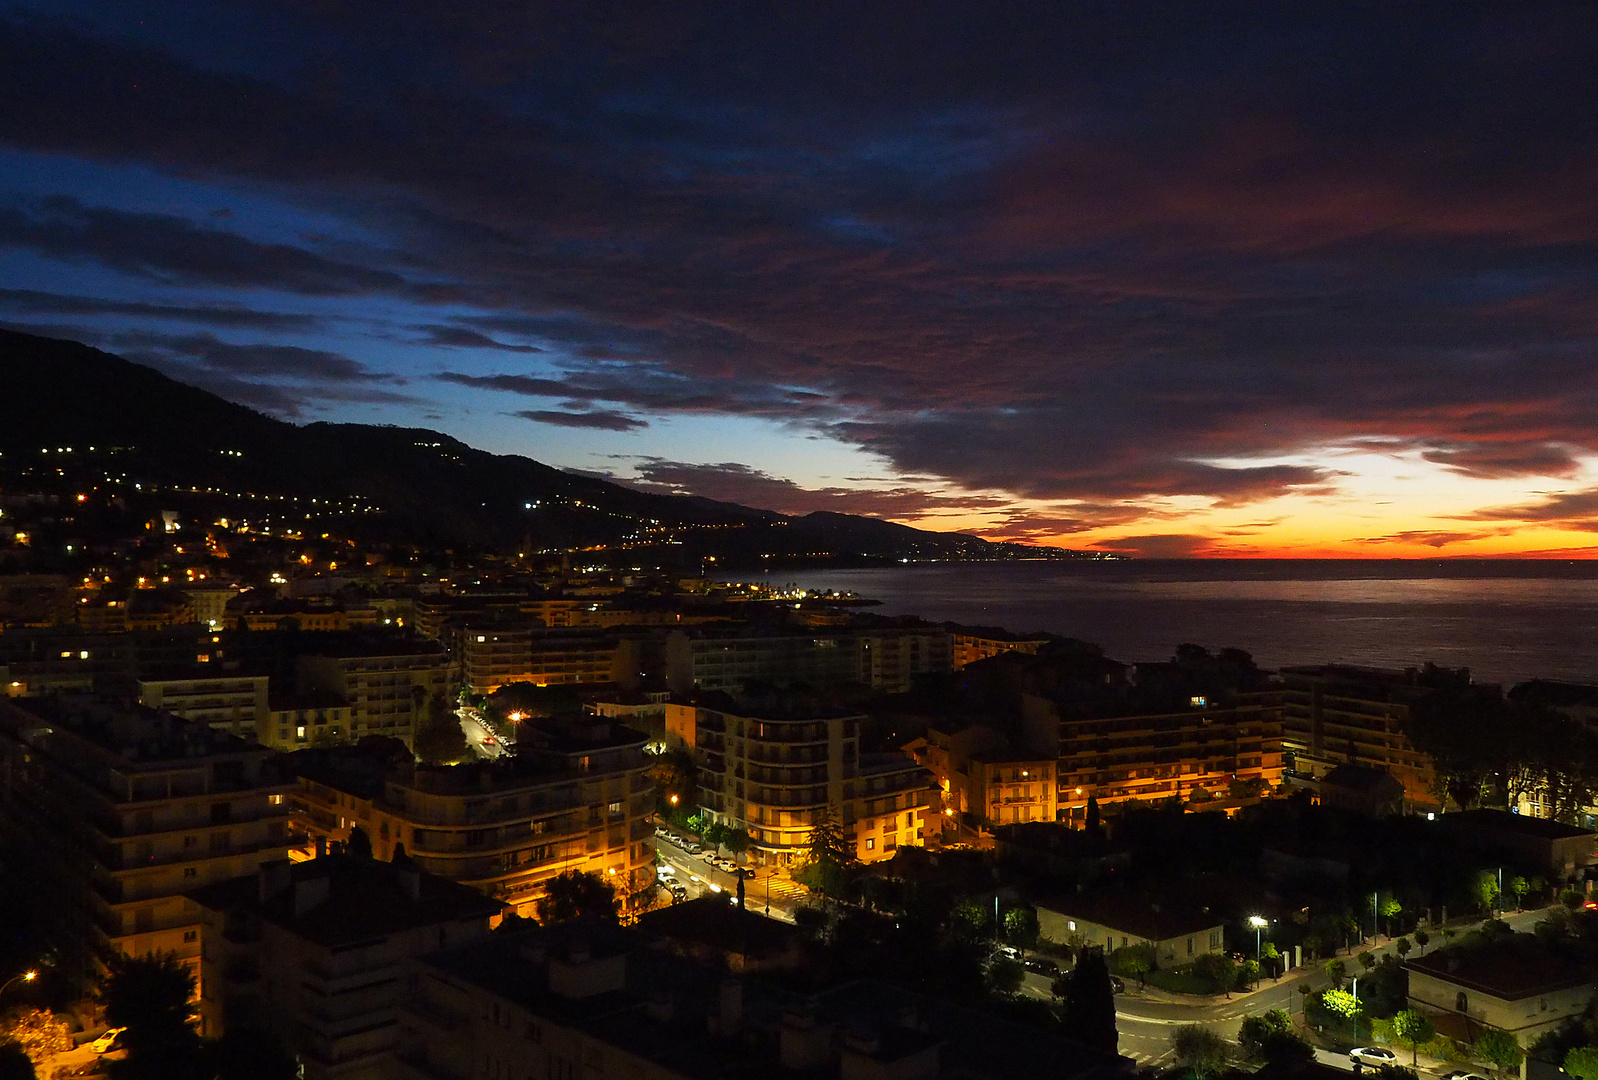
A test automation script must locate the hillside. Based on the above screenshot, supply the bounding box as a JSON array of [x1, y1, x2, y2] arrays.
[[0, 329, 1090, 566]]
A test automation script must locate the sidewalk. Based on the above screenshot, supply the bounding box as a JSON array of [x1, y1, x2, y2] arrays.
[[1130, 968, 1304, 1007]]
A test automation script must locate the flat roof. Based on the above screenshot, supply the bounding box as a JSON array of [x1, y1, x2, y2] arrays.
[[1442, 808, 1596, 841], [1407, 933, 1590, 1000]]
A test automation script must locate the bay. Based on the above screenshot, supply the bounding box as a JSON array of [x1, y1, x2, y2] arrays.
[[719, 560, 1598, 686]]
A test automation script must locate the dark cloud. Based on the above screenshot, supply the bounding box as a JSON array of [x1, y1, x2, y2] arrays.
[[0, 288, 317, 329], [1352, 530, 1483, 549], [1468, 488, 1598, 525], [114, 331, 380, 382], [0, 196, 434, 297], [1091, 534, 1222, 559], [622, 459, 1009, 517], [512, 409, 647, 431], [2, 6, 1598, 512], [415, 326, 544, 352]]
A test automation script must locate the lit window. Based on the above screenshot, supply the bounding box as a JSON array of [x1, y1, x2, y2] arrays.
[[268, 794, 284, 805], [80, 651, 90, 659], [296, 726, 307, 740], [865, 838, 874, 850]]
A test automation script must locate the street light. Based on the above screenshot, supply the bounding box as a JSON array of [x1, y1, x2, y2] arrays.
[[0, 971, 37, 1001], [1248, 916, 1268, 989]]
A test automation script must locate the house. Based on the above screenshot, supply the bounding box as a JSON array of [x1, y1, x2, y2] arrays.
[[1437, 809, 1598, 878], [1035, 895, 1225, 965], [1406, 933, 1593, 1046], [1318, 765, 1406, 818]]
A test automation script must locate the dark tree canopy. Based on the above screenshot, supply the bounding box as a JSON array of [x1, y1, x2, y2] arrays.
[[1059, 948, 1118, 1054], [536, 871, 619, 926]]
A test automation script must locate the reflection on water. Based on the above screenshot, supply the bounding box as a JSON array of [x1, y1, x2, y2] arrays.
[[728, 561, 1598, 684]]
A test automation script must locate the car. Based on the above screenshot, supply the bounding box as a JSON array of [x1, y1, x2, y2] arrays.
[[698, 849, 717, 861], [736, 867, 757, 879], [1440, 1072, 1491, 1080], [1109, 976, 1126, 994], [1023, 957, 1060, 977], [995, 945, 1023, 961], [90, 1028, 126, 1054], [683, 843, 702, 854], [1349, 1048, 1397, 1068], [715, 858, 736, 871]]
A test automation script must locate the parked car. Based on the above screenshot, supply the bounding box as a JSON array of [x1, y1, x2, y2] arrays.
[[90, 1028, 126, 1054], [736, 867, 757, 879], [995, 945, 1023, 961], [684, 843, 702, 854], [1109, 976, 1126, 994], [1023, 957, 1060, 977], [1440, 1071, 1491, 1080], [1350, 1048, 1397, 1068]]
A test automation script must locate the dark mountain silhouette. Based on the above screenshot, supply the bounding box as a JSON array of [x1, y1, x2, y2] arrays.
[[0, 328, 1089, 565]]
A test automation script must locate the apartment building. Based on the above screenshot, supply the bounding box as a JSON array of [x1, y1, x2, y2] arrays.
[[295, 633, 450, 750], [664, 627, 953, 696], [0, 695, 295, 987], [461, 626, 641, 694], [137, 668, 269, 741], [290, 719, 655, 917], [1278, 665, 1444, 811], [399, 924, 1132, 1080], [668, 702, 935, 865], [912, 724, 1058, 830], [950, 628, 1052, 670], [262, 693, 353, 752], [1021, 693, 1284, 823], [189, 855, 499, 1080]]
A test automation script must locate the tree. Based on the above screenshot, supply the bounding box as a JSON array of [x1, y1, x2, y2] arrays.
[[1381, 896, 1403, 938], [345, 825, 372, 859], [702, 821, 728, 853], [986, 957, 1025, 997], [0, 1043, 31, 1080], [1171, 1025, 1230, 1080], [1003, 906, 1040, 949], [1060, 949, 1118, 1054], [1261, 941, 1283, 978], [1414, 929, 1430, 955], [1116, 943, 1155, 987], [99, 952, 208, 1080], [1564, 1047, 1598, 1080], [1237, 958, 1261, 990], [796, 806, 857, 898], [1086, 797, 1102, 837], [1507, 876, 1528, 911], [1392, 1009, 1435, 1067], [1322, 988, 1361, 1020], [1239, 1010, 1314, 1067], [535, 871, 619, 926], [1358, 950, 1377, 972], [1192, 952, 1236, 996], [0, 1009, 71, 1059], [1396, 937, 1412, 960], [721, 827, 751, 861], [414, 690, 467, 764], [1473, 1028, 1524, 1076], [1324, 958, 1347, 988], [1475, 871, 1501, 914]]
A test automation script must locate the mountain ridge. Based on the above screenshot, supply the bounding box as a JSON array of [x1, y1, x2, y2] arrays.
[[0, 328, 1095, 566]]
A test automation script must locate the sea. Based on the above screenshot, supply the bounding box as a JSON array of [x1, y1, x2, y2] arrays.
[[716, 560, 1598, 687]]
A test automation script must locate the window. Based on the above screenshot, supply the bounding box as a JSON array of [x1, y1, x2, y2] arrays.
[[1186, 937, 1194, 956], [865, 838, 874, 850], [1456, 992, 1468, 1012], [183, 835, 198, 848], [183, 930, 198, 943], [1210, 930, 1222, 949], [268, 794, 284, 805], [183, 867, 198, 878]]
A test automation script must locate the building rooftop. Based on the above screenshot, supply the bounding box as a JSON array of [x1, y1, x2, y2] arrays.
[[1407, 932, 1591, 1000], [189, 854, 501, 949], [1321, 764, 1405, 793], [1038, 891, 1221, 941], [0, 694, 262, 763], [636, 897, 802, 962], [1440, 807, 1596, 841], [294, 631, 447, 658], [420, 926, 1131, 1080]]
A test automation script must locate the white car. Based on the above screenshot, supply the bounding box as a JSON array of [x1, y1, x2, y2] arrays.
[[1349, 1047, 1397, 1068], [90, 1028, 126, 1054], [1440, 1072, 1490, 1080]]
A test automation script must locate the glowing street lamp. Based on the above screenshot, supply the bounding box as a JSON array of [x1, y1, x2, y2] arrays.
[[1248, 915, 1268, 959], [0, 970, 37, 1001]]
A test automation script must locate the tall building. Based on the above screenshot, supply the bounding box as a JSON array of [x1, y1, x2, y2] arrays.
[[461, 625, 642, 694], [1020, 692, 1284, 823], [295, 633, 451, 750], [137, 668, 269, 741], [290, 718, 655, 917], [664, 626, 953, 695], [950, 628, 1052, 670], [189, 854, 500, 1080], [1278, 665, 1445, 811], [667, 702, 935, 865], [0, 695, 295, 986]]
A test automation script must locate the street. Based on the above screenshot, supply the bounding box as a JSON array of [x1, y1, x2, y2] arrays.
[[457, 706, 508, 759], [652, 838, 805, 922]]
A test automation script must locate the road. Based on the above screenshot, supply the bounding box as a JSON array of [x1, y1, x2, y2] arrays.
[[1019, 906, 1552, 1069], [652, 838, 804, 922], [457, 707, 508, 759]]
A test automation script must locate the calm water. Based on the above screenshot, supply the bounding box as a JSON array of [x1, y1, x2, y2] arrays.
[[722, 561, 1598, 686]]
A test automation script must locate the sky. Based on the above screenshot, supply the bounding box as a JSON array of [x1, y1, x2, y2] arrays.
[[3, 3, 1598, 558]]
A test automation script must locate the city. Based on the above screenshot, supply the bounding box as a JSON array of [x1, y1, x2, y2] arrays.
[[3, 5, 1598, 1080]]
